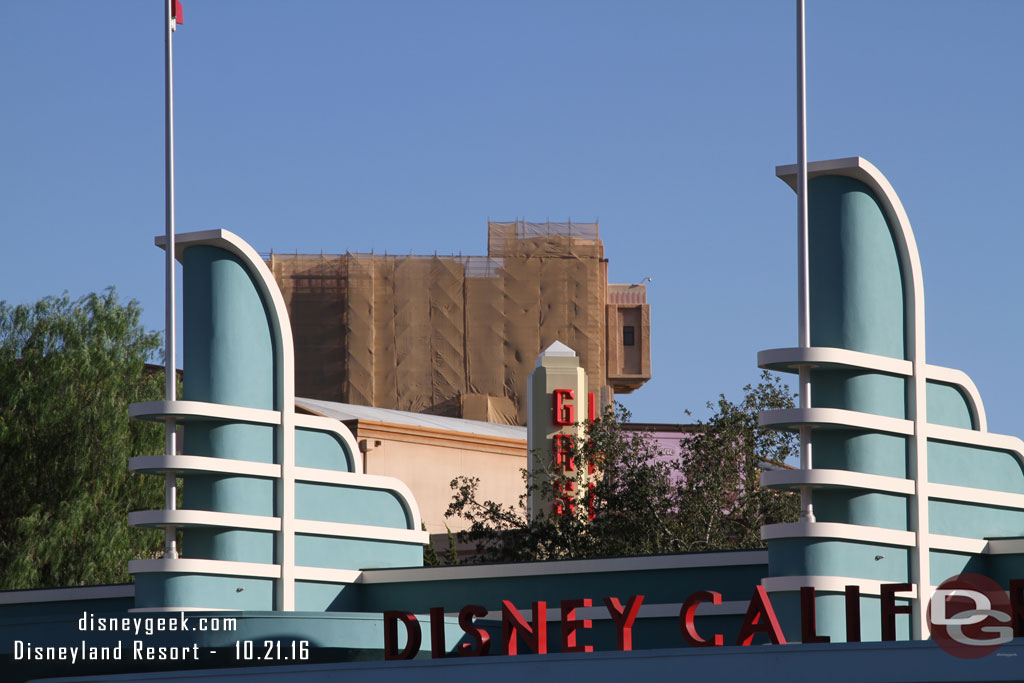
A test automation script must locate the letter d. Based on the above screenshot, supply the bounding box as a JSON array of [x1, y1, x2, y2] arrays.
[[383, 611, 422, 660], [931, 589, 991, 627]]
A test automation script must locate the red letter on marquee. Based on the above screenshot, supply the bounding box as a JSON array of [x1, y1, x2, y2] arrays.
[[680, 590, 724, 647], [1011, 579, 1024, 637], [429, 606, 446, 658], [383, 610, 422, 660], [561, 599, 594, 653], [736, 586, 786, 646], [502, 600, 548, 655], [588, 391, 596, 422], [800, 587, 830, 644], [845, 585, 861, 642], [603, 595, 644, 651], [457, 605, 491, 657], [553, 389, 575, 425], [880, 583, 912, 641]]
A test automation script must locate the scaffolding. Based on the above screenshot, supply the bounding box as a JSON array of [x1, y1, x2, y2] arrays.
[[268, 220, 637, 425]]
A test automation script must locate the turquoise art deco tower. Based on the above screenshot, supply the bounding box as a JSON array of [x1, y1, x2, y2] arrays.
[[758, 157, 1024, 641], [127, 230, 427, 612]]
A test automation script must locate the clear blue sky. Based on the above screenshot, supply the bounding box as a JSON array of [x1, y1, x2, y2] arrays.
[[2, 1, 1023, 433]]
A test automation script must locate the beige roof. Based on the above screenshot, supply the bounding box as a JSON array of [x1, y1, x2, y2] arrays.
[[296, 397, 527, 441]]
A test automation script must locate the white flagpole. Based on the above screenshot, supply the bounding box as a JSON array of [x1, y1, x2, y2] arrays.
[[163, 0, 178, 559], [796, 0, 814, 521]]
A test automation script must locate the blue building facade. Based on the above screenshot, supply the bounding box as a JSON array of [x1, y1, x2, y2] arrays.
[[3, 157, 1024, 681]]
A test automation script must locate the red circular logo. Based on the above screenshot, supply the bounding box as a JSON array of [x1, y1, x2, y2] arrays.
[[927, 573, 1012, 659]]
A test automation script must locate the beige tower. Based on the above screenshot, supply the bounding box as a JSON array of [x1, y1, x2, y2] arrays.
[[526, 341, 595, 521], [267, 221, 651, 425]]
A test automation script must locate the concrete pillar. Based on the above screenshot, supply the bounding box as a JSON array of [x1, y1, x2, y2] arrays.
[[526, 341, 592, 522]]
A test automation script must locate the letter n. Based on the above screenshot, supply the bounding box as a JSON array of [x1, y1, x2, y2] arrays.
[[502, 600, 547, 655]]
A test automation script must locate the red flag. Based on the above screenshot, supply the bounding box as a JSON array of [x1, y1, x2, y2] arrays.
[[172, 1, 183, 25]]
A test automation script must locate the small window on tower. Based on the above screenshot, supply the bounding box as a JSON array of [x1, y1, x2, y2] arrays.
[[623, 326, 635, 346]]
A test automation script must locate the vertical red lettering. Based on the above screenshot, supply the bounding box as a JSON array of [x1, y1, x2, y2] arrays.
[[845, 585, 861, 642], [457, 605, 491, 657], [588, 391, 596, 422], [502, 600, 547, 655], [383, 610, 421, 660], [800, 587, 830, 643], [429, 606, 446, 658], [553, 389, 575, 425], [680, 590, 724, 647], [736, 586, 786, 646], [561, 599, 594, 653], [552, 481, 576, 516], [552, 434, 575, 471], [880, 583, 912, 641], [603, 595, 644, 651]]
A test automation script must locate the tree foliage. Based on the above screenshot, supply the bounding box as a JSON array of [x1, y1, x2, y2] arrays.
[[677, 372, 800, 551], [446, 371, 799, 563], [0, 290, 165, 589]]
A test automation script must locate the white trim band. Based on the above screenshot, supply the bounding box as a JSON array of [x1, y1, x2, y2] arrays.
[[761, 468, 915, 495], [129, 509, 281, 531], [359, 550, 769, 584], [928, 482, 1024, 510], [0, 585, 134, 605], [762, 521, 916, 547], [293, 519, 428, 544], [293, 566, 363, 584], [759, 407, 914, 436], [758, 347, 911, 376], [762, 575, 917, 598], [130, 400, 281, 426], [129, 558, 281, 579], [130, 455, 280, 479]]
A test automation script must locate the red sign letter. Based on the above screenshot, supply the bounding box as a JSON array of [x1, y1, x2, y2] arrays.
[[561, 599, 594, 653], [552, 434, 575, 471], [680, 590, 724, 647], [845, 585, 861, 642], [429, 606, 446, 658], [553, 389, 575, 425], [458, 605, 491, 657], [604, 595, 644, 651], [1010, 579, 1024, 637], [800, 587, 830, 644], [383, 610, 421, 660], [880, 583, 912, 641], [736, 586, 786, 646], [502, 600, 547, 655]]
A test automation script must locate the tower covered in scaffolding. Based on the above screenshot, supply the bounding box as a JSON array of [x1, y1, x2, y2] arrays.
[[267, 220, 651, 425]]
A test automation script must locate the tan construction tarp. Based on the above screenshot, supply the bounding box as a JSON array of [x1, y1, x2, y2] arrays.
[[269, 220, 642, 425]]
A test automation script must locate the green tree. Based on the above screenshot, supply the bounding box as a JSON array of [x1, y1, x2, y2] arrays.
[[0, 290, 166, 589], [677, 371, 800, 551], [446, 371, 799, 563], [421, 522, 440, 566]]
